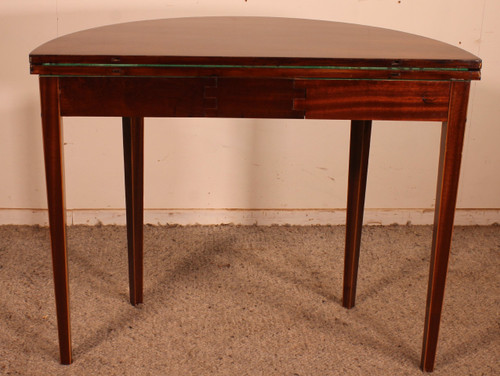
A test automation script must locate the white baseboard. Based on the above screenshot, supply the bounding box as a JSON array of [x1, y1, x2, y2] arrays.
[[0, 208, 499, 226]]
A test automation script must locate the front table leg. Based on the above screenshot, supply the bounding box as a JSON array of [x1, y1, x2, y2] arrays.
[[421, 81, 471, 372], [122, 117, 144, 305], [40, 77, 72, 364], [343, 120, 372, 309]]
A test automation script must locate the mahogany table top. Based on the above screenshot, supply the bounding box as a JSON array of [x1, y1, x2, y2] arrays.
[[30, 17, 481, 78]]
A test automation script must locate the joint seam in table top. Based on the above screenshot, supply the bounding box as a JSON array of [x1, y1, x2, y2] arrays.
[[37, 75, 472, 83], [37, 62, 470, 72]]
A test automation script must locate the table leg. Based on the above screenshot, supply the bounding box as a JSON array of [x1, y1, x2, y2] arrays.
[[122, 117, 144, 305], [421, 81, 471, 372], [40, 77, 72, 364], [343, 120, 372, 309]]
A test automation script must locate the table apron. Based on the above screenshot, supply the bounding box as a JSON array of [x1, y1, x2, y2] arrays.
[[58, 76, 451, 121], [295, 79, 451, 121]]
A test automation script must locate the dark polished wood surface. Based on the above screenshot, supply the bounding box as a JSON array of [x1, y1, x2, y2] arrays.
[[30, 17, 481, 79], [30, 17, 481, 372], [30, 17, 479, 65], [39, 77, 72, 365]]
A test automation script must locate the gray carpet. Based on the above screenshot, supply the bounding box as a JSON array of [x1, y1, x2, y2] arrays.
[[0, 225, 498, 375]]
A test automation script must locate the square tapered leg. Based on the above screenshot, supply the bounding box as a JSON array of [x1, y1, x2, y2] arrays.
[[343, 120, 372, 309], [122, 117, 144, 306]]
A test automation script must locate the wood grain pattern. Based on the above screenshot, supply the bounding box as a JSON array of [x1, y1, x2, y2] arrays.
[[59, 77, 307, 119], [59, 77, 212, 117], [59, 77, 452, 121], [295, 80, 451, 121]]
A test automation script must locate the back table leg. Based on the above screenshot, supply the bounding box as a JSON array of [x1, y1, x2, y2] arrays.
[[40, 77, 72, 364], [343, 120, 372, 309], [122, 117, 145, 306]]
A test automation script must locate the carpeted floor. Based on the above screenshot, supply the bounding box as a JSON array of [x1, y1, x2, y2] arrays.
[[0, 224, 498, 375]]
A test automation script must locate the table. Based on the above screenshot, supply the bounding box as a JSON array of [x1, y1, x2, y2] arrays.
[[29, 17, 481, 372]]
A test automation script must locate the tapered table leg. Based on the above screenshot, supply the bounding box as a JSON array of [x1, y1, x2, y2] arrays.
[[122, 117, 144, 306], [421, 82, 471, 372], [343, 120, 372, 309], [40, 77, 72, 364]]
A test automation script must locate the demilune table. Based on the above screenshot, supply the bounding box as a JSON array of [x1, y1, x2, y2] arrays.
[[29, 17, 481, 372]]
